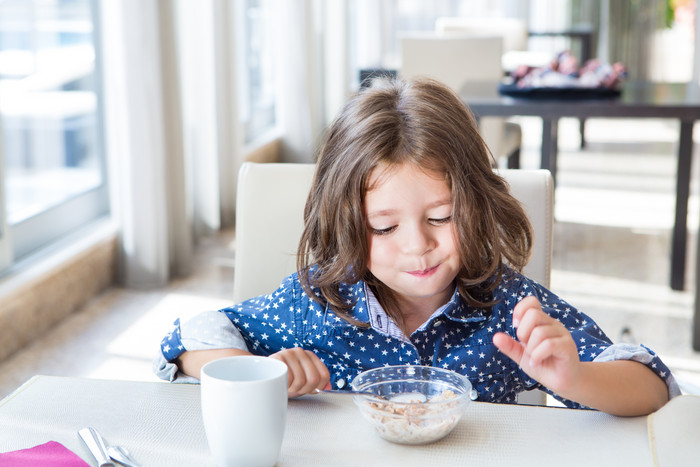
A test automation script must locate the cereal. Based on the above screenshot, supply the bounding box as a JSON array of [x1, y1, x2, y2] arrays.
[[358, 390, 463, 444]]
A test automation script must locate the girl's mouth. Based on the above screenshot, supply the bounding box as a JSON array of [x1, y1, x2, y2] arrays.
[[407, 265, 439, 277]]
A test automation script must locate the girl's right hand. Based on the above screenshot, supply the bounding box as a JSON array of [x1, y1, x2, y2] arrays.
[[269, 348, 331, 398]]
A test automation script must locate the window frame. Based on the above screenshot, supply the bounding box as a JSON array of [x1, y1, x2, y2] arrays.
[[0, 0, 110, 267]]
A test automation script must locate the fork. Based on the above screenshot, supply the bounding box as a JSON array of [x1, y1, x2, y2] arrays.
[[107, 445, 143, 467], [78, 427, 142, 467]]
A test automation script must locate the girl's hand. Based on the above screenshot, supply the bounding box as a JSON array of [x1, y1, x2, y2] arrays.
[[269, 348, 331, 398], [493, 296, 581, 395]]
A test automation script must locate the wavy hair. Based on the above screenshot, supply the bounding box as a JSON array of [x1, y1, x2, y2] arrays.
[[297, 77, 532, 328]]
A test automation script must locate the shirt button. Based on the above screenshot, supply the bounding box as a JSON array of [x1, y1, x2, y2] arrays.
[[433, 320, 442, 327], [336, 379, 346, 389]]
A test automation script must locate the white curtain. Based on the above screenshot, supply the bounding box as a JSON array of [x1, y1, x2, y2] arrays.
[[102, 0, 221, 288], [101, 0, 324, 288], [277, 0, 326, 163]]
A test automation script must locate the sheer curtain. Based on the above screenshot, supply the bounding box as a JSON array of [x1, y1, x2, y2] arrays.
[[100, 0, 328, 288], [102, 0, 325, 288], [277, 0, 325, 163], [101, 0, 218, 288]]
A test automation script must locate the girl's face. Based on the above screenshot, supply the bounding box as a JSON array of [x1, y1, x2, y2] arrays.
[[364, 163, 459, 314]]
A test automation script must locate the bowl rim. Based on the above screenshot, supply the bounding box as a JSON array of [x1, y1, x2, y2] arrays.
[[350, 364, 472, 406]]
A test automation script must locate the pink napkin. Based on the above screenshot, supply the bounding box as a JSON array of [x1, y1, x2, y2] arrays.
[[0, 441, 89, 467]]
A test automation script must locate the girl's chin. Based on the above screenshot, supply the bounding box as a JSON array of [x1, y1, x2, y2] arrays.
[[396, 283, 453, 303]]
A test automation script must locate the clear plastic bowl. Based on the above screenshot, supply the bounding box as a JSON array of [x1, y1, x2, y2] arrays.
[[350, 365, 472, 445]]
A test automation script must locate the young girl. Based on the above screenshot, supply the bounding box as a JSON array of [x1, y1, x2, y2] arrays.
[[155, 77, 678, 416]]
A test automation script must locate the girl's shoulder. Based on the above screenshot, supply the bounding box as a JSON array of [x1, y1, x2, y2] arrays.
[[492, 266, 553, 302], [269, 271, 367, 310]]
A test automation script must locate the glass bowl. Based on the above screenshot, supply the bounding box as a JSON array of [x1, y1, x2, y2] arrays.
[[350, 365, 472, 445]]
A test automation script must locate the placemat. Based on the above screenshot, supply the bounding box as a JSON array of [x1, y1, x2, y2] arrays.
[[0, 376, 666, 466]]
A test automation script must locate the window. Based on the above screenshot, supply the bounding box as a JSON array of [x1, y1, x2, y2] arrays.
[[235, 0, 277, 143], [0, 0, 108, 266]]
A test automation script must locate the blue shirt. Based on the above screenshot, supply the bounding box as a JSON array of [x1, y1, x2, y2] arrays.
[[158, 268, 677, 407]]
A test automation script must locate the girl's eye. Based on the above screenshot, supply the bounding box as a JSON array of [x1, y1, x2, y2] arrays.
[[371, 226, 396, 236], [429, 216, 452, 226]]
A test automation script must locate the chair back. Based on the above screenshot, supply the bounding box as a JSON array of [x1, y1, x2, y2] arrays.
[[435, 17, 550, 72], [398, 33, 520, 164], [233, 162, 553, 303], [435, 17, 528, 52], [399, 33, 504, 88]]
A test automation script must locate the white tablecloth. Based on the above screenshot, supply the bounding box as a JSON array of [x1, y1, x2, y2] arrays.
[[0, 376, 697, 466]]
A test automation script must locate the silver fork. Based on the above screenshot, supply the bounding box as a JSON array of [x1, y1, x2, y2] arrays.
[[78, 427, 142, 467], [107, 445, 143, 467]]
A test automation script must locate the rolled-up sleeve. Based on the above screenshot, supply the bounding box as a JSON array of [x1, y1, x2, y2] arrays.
[[153, 310, 250, 383], [154, 274, 303, 383], [594, 343, 681, 398]]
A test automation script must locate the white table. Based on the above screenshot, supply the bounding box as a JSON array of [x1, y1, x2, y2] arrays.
[[0, 376, 697, 466]]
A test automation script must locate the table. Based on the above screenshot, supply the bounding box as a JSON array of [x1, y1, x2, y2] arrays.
[[461, 81, 700, 295], [527, 23, 595, 148], [1, 376, 698, 466]]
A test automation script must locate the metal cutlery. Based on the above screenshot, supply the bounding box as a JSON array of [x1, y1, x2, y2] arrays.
[[78, 427, 115, 467], [107, 444, 143, 467], [78, 427, 142, 467]]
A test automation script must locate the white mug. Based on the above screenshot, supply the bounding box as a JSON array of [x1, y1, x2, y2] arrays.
[[201, 356, 288, 467]]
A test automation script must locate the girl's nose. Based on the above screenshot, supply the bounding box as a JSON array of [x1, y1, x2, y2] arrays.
[[401, 224, 435, 255]]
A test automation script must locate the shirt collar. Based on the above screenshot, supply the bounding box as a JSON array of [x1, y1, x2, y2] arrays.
[[362, 284, 486, 340], [364, 284, 409, 342]]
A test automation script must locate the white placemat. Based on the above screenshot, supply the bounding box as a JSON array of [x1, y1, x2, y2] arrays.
[[0, 376, 213, 466], [0, 376, 662, 466], [282, 393, 651, 467]]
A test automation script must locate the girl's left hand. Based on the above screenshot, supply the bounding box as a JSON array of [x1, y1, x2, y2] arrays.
[[493, 296, 581, 395]]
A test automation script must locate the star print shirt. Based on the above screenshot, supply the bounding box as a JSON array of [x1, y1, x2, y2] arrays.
[[155, 268, 680, 407]]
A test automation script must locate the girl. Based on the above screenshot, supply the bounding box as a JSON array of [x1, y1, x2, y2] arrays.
[[156, 77, 678, 416]]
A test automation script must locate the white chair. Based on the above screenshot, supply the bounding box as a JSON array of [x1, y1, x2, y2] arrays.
[[435, 17, 550, 72], [233, 162, 553, 404], [399, 33, 522, 169], [234, 162, 553, 302]]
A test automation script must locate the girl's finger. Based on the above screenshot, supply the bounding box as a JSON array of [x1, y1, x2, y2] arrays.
[[493, 332, 526, 366], [270, 351, 307, 394], [514, 304, 549, 344], [527, 334, 557, 365], [309, 353, 331, 390], [512, 296, 541, 326], [523, 322, 561, 356], [295, 350, 326, 393]]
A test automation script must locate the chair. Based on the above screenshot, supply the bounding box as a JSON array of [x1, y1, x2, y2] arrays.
[[398, 33, 522, 169], [234, 162, 553, 302], [435, 17, 550, 72], [436, 17, 587, 148], [233, 162, 553, 404]]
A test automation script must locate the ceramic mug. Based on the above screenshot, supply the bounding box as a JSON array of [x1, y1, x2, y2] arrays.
[[201, 356, 288, 466]]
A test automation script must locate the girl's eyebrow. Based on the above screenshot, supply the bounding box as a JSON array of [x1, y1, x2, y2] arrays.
[[366, 198, 452, 218], [367, 208, 397, 219]]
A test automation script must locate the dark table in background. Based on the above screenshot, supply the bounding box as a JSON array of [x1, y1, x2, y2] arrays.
[[459, 81, 700, 349], [527, 23, 595, 147]]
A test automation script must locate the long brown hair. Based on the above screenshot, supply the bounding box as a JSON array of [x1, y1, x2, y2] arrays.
[[297, 77, 532, 327]]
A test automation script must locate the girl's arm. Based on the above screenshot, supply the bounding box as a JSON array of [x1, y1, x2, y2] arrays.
[[176, 348, 252, 379], [176, 348, 331, 398], [493, 296, 669, 416]]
